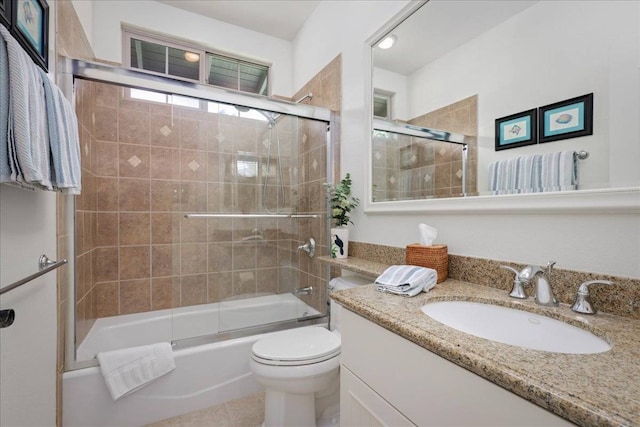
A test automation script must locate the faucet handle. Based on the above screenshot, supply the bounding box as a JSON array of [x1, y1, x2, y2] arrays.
[[499, 265, 518, 276], [500, 265, 527, 299], [545, 261, 556, 278], [571, 280, 614, 315]]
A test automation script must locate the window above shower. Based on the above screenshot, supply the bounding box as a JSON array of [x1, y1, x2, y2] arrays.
[[124, 28, 270, 96]]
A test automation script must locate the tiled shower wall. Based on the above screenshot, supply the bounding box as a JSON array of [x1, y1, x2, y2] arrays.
[[74, 55, 341, 345], [373, 95, 478, 200]]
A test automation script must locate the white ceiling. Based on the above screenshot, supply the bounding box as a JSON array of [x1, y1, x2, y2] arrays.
[[157, 0, 321, 40], [375, 0, 539, 76]]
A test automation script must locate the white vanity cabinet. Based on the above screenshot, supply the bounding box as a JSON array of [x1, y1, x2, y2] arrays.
[[339, 309, 574, 427]]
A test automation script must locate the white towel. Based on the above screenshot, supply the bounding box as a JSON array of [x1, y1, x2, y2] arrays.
[[97, 342, 176, 401], [375, 265, 437, 297]]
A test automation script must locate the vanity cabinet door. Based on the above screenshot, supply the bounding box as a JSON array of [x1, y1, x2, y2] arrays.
[[341, 366, 415, 427], [340, 309, 574, 426]]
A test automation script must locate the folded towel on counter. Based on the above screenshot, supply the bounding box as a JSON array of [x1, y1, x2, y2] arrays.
[[375, 265, 438, 297], [97, 342, 176, 401]]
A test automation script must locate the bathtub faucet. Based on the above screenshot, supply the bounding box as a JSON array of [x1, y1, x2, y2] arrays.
[[293, 286, 313, 296], [297, 238, 315, 258]]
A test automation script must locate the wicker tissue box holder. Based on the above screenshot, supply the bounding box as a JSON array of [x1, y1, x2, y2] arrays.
[[405, 244, 448, 283]]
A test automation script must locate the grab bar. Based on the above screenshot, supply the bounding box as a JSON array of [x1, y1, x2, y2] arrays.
[[185, 213, 320, 219], [0, 255, 68, 296]]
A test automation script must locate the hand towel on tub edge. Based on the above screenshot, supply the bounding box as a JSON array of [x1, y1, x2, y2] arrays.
[[97, 342, 176, 401]]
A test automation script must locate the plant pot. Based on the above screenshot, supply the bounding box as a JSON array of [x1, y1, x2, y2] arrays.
[[330, 227, 349, 258]]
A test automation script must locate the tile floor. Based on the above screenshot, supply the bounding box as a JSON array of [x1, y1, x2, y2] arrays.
[[146, 393, 265, 427]]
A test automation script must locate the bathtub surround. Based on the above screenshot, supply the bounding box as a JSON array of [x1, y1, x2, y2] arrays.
[[70, 55, 341, 361], [336, 241, 640, 320], [73, 78, 326, 339], [373, 95, 478, 201]]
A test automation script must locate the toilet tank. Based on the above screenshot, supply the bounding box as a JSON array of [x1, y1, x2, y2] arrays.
[[329, 272, 373, 333]]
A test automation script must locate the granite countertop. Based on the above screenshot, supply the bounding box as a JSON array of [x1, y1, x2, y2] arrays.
[[322, 258, 640, 427]]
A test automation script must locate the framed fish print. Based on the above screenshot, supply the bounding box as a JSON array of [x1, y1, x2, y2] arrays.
[[0, 0, 11, 29], [539, 93, 593, 143], [494, 109, 537, 151], [10, 0, 48, 71]]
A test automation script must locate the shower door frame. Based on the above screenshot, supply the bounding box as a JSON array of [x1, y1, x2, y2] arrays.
[[59, 58, 335, 371]]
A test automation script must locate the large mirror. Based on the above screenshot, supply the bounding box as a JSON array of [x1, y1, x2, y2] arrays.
[[369, 0, 640, 207]]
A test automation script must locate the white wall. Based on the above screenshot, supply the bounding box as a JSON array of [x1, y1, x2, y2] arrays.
[[407, 1, 640, 193], [295, 1, 640, 278], [71, 0, 94, 47], [0, 6, 59, 425], [373, 67, 408, 121], [91, 0, 294, 97]]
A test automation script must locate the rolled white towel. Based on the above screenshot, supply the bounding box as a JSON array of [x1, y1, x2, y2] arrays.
[[97, 342, 175, 401], [375, 265, 438, 297]]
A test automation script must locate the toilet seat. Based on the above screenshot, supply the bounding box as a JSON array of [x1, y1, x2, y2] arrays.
[[251, 327, 341, 366]]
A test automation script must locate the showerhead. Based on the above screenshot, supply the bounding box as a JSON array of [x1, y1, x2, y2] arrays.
[[235, 105, 251, 112], [258, 110, 277, 125]]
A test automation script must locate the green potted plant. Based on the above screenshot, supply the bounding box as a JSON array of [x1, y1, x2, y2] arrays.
[[324, 173, 360, 258]]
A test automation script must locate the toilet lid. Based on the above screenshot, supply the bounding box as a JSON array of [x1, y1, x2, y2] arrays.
[[252, 327, 341, 363]]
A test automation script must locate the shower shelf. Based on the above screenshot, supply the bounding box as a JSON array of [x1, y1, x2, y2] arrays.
[[184, 213, 320, 219]]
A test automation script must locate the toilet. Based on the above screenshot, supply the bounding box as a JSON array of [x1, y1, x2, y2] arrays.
[[250, 273, 372, 427]]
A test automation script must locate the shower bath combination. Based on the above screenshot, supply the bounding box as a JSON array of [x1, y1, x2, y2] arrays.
[[61, 59, 332, 425]]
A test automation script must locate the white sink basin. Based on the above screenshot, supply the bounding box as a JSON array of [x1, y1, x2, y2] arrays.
[[421, 300, 611, 354]]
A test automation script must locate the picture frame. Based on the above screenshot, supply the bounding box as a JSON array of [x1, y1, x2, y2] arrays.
[[0, 0, 11, 29], [539, 93, 593, 144], [494, 109, 537, 151], [10, 0, 48, 71]]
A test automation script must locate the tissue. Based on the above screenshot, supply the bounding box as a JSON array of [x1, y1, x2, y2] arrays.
[[418, 223, 437, 245]]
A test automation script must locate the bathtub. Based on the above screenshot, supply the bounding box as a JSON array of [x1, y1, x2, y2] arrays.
[[77, 293, 319, 360], [64, 294, 324, 427]]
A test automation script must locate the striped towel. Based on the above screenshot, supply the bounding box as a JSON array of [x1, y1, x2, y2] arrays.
[[375, 265, 438, 297], [541, 151, 577, 192], [39, 68, 82, 194], [0, 25, 51, 190], [489, 151, 577, 194], [0, 25, 10, 183]]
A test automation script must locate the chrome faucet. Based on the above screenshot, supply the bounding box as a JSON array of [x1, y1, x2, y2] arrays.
[[518, 261, 558, 307], [571, 280, 614, 314], [500, 265, 527, 299], [293, 286, 313, 296]]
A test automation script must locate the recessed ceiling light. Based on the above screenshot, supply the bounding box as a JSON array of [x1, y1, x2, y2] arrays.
[[184, 52, 200, 63], [378, 34, 397, 50]]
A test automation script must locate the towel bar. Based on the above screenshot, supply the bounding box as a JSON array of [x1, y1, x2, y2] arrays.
[[0, 255, 67, 296], [574, 150, 589, 160], [185, 213, 320, 219]]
